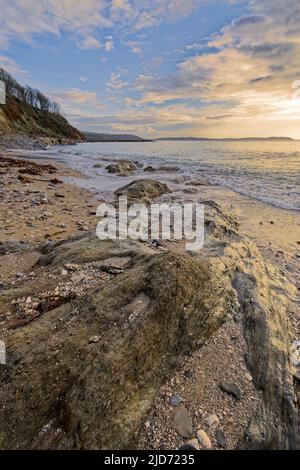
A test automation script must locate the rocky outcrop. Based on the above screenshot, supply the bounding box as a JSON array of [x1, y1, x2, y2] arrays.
[[0, 193, 298, 450], [115, 179, 170, 204], [0, 235, 231, 449]]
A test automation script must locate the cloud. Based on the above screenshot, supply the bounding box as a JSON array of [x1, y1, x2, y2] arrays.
[[104, 36, 114, 51], [50, 88, 98, 105], [77, 36, 102, 50], [107, 71, 128, 90], [78, 75, 90, 82], [0, 0, 238, 50], [0, 56, 27, 76]]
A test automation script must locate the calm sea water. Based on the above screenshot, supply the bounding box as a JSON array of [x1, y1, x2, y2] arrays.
[[30, 140, 300, 211]]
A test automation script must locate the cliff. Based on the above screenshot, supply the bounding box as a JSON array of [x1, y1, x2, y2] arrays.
[[0, 70, 84, 149]]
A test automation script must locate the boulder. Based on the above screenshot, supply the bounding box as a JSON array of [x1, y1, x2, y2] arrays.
[[115, 179, 170, 204], [0, 236, 230, 449], [106, 161, 137, 174]]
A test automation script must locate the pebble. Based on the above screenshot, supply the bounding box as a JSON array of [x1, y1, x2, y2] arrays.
[[245, 372, 253, 382], [173, 405, 193, 439], [89, 335, 100, 343], [186, 439, 200, 450], [178, 444, 197, 451], [196, 430, 212, 449], [205, 414, 220, 429], [215, 429, 227, 448], [15, 272, 25, 278], [184, 369, 193, 378], [169, 394, 182, 406], [219, 381, 242, 400]]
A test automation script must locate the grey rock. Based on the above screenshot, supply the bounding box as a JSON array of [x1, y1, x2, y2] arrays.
[[173, 405, 193, 439], [216, 430, 227, 448], [169, 394, 182, 406], [185, 369, 193, 378], [219, 381, 242, 400]]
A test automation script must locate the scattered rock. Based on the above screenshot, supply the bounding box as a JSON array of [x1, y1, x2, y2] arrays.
[[15, 272, 25, 278], [115, 179, 170, 205], [186, 439, 200, 450], [144, 166, 156, 172], [106, 161, 137, 174], [178, 444, 197, 451], [205, 414, 220, 429], [89, 335, 100, 344], [216, 429, 227, 448], [173, 405, 193, 439], [196, 430, 212, 449], [0, 240, 32, 255], [219, 381, 242, 400], [169, 394, 182, 407], [184, 369, 193, 379], [158, 166, 180, 172]]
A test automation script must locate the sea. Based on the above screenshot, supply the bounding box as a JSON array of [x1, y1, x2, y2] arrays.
[[23, 140, 300, 211]]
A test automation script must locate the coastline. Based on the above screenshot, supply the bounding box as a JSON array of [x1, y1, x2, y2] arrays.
[[0, 145, 299, 450]]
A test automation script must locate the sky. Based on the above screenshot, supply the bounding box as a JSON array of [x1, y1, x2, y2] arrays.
[[0, 0, 300, 138]]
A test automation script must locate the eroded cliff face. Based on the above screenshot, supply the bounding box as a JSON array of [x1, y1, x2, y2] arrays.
[[0, 192, 298, 450], [0, 96, 83, 149]]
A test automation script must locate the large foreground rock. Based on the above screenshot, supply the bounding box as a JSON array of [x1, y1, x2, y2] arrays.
[[0, 197, 298, 450], [0, 236, 230, 449]]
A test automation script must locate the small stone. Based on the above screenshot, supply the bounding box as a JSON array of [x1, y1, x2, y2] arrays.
[[55, 193, 65, 198], [219, 381, 242, 400], [61, 269, 68, 276], [206, 414, 220, 429], [89, 335, 100, 343], [145, 421, 151, 429], [196, 430, 212, 449], [65, 263, 80, 272], [185, 369, 193, 378], [178, 444, 196, 451], [216, 429, 227, 448], [245, 372, 253, 382], [170, 394, 182, 406], [291, 352, 300, 367], [15, 272, 25, 278], [186, 439, 200, 450], [173, 404, 193, 438]]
